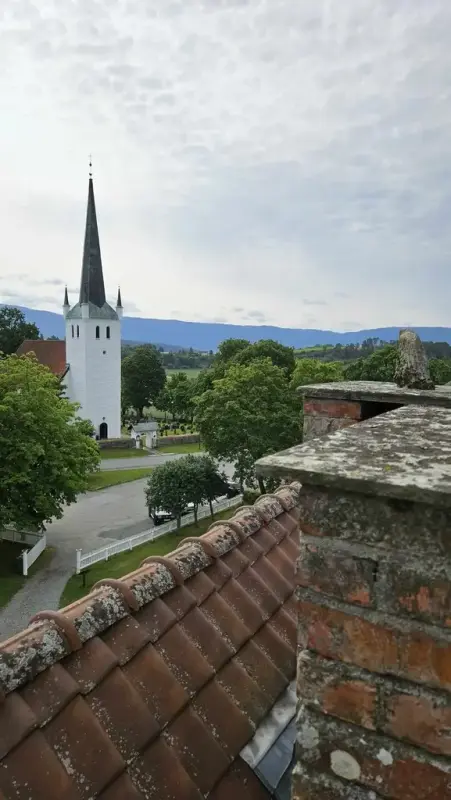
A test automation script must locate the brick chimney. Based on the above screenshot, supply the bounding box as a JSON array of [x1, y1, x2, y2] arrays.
[[300, 380, 451, 441], [256, 405, 451, 799]]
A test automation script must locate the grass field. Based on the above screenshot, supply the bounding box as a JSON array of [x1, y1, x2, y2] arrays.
[[165, 368, 201, 378], [157, 442, 203, 454], [87, 467, 153, 491], [0, 542, 55, 608], [100, 448, 149, 460], [59, 506, 239, 607]]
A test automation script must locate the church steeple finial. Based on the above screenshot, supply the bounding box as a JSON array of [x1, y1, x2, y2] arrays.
[[79, 158, 106, 309]]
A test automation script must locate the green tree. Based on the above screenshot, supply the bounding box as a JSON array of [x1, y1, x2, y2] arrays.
[[290, 358, 344, 389], [344, 345, 398, 382], [122, 344, 166, 419], [0, 353, 100, 531], [0, 306, 41, 356], [193, 453, 228, 517], [214, 338, 249, 365], [195, 358, 301, 492], [145, 459, 189, 529], [234, 339, 296, 375], [429, 358, 451, 385], [166, 372, 195, 420]]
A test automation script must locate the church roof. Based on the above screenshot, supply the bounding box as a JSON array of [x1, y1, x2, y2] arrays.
[[66, 301, 119, 321], [71, 174, 120, 323], [16, 339, 67, 376], [0, 485, 300, 799]]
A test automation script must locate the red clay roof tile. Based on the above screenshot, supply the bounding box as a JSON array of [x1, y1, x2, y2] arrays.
[[0, 730, 82, 800], [210, 758, 272, 800], [0, 483, 301, 798], [16, 339, 67, 376]]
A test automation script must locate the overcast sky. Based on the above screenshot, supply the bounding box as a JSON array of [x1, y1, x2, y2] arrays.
[[1, 0, 451, 331]]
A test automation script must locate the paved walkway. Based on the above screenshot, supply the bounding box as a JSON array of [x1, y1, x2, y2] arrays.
[[0, 478, 151, 642], [0, 459, 235, 643], [100, 453, 181, 471]]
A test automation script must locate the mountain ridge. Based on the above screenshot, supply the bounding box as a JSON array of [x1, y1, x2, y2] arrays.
[[8, 305, 451, 350]]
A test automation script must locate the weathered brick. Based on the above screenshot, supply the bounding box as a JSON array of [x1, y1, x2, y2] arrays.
[[377, 559, 451, 628], [296, 541, 376, 607], [385, 692, 451, 757], [297, 654, 377, 730], [303, 399, 362, 420], [292, 763, 384, 799], [298, 594, 451, 691], [296, 706, 451, 799], [298, 486, 451, 557]]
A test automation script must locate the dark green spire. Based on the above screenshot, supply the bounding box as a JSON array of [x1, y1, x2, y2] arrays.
[[63, 286, 69, 306], [79, 175, 106, 308], [116, 286, 122, 308]]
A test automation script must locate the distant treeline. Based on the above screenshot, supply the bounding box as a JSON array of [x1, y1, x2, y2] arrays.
[[121, 344, 214, 370], [122, 337, 451, 369], [295, 338, 451, 363]]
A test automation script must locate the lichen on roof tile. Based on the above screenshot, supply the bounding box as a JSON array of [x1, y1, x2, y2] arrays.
[[0, 483, 300, 799]]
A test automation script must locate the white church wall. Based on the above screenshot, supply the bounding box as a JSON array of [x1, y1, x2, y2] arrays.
[[65, 315, 121, 438]]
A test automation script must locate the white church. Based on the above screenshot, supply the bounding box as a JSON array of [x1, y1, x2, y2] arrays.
[[19, 173, 123, 439]]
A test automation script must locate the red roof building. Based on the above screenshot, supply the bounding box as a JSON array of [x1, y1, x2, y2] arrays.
[[16, 339, 67, 377]]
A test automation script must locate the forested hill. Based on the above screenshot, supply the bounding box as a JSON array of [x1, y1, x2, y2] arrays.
[[10, 305, 451, 352]]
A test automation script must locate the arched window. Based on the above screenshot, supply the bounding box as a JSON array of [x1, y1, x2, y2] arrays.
[[71, 325, 74, 338], [106, 326, 110, 339], [76, 325, 79, 338], [95, 325, 100, 339]]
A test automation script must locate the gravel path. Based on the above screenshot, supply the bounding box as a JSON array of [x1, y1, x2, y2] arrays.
[[0, 460, 235, 642]]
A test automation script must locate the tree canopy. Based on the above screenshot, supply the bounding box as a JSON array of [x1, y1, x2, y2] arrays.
[[144, 454, 226, 528], [343, 345, 398, 382], [195, 358, 301, 490], [145, 459, 189, 529], [0, 354, 100, 531], [0, 306, 41, 356], [233, 339, 296, 375], [290, 358, 344, 390], [156, 372, 195, 420], [122, 344, 166, 418]]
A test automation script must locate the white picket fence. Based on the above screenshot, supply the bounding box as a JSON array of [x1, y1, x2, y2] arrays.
[[22, 535, 47, 576], [0, 528, 47, 576], [75, 494, 243, 574]]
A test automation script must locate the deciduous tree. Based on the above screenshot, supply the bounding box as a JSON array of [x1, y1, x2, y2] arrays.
[[290, 358, 344, 389], [0, 354, 100, 531], [195, 358, 301, 492], [122, 344, 166, 419], [0, 306, 41, 356], [344, 345, 398, 382], [234, 339, 296, 375], [145, 459, 189, 529]]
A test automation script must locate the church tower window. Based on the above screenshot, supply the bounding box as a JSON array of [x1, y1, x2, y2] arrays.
[[76, 325, 79, 338], [106, 326, 110, 339], [96, 325, 100, 339], [71, 325, 74, 338]]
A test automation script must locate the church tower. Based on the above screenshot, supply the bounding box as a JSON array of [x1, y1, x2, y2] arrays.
[[63, 168, 122, 439]]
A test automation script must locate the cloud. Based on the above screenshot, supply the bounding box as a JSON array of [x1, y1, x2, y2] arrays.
[[1, 1, 451, 330]]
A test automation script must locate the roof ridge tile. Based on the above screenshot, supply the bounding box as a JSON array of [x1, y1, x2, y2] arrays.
[[0, 483, 300, 701]]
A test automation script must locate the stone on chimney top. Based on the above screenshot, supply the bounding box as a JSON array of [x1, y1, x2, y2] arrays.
[[394, 328, 434, 390]]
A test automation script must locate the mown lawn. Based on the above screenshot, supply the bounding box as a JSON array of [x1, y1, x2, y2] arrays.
[[100, 448, 149, 460], [0, 542, 55, 608], [165, 368, 201, 378], [86, 467, 153, 491], [59, 506, 240, 607], [157, 442, 203, 454]]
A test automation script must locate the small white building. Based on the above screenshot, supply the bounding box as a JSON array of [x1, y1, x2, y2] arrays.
[[130, 421, 158, 450], [62, 172, 123, 440]]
